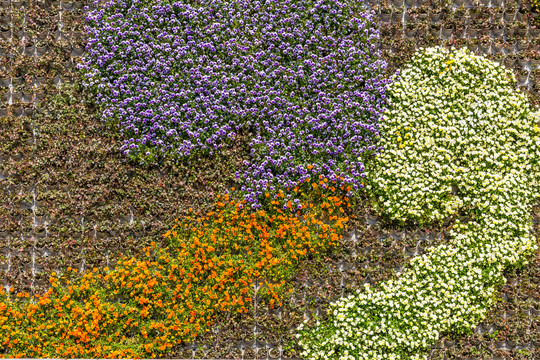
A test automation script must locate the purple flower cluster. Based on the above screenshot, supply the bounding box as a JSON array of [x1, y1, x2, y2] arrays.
[[80, 0, 389, 207]]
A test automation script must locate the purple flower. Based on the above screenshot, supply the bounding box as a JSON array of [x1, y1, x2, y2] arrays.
[[81, 0, 389, 206]]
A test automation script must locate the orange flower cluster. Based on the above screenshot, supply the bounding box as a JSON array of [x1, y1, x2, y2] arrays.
[[0, 181, 349, 358]]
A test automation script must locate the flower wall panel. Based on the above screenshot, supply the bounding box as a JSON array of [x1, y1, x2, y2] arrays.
[[0, 0, 538, 358]]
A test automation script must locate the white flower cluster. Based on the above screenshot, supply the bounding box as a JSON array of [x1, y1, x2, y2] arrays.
[[295, 46, 540, 359]]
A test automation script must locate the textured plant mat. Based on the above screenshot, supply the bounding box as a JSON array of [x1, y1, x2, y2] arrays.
[[1, 0, 540, 358]]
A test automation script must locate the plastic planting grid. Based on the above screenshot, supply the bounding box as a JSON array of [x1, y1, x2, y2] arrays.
[[0, 0, 540, 358]]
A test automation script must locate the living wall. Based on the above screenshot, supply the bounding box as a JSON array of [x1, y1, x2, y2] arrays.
[[0, 0, 539, 358]]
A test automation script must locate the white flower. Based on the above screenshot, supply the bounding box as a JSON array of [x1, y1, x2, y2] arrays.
[[295, 46, 540, 359]]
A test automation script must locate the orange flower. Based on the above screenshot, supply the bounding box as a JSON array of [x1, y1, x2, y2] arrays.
[[0, 187, 350, 359]]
